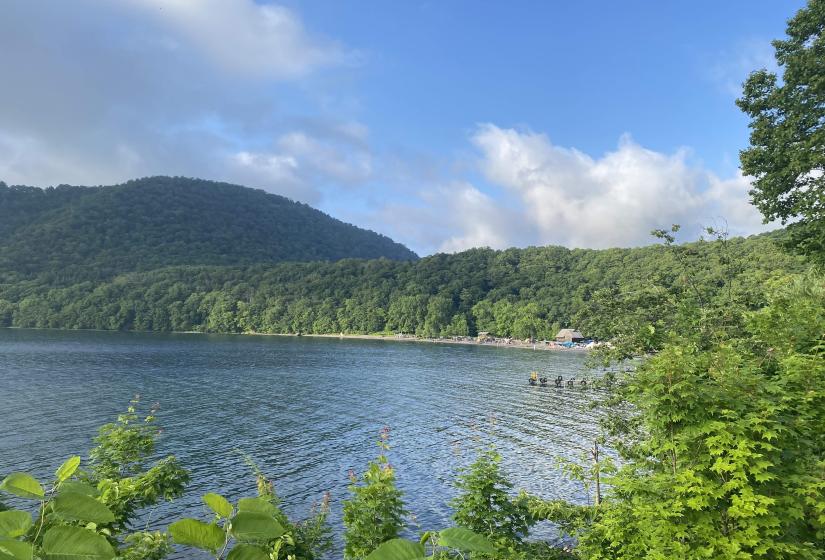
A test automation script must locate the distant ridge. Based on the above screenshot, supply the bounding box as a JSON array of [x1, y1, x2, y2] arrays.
[[0, 176, 417, 282]]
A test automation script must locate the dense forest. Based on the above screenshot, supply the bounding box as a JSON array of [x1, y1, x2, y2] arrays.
[[0, 176, 417, 283], [0, 230, 805, 340]]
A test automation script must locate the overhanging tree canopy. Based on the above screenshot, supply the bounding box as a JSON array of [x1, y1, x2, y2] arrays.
[[737, 0, 825, 262]]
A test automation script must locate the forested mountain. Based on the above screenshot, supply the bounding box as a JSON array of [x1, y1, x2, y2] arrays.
[[0, 176, 417, 282], [0, 231, 806, 338]]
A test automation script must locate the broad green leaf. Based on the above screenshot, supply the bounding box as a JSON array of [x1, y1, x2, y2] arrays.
[[226, 544, 270, 560], [438, 527, 494, 553], [0, 474, 43, 500], [169, 519, 225, 552], [418, 530, 433, 546], [0, 538, 33, 560], [203, 493, 233, 518], [42, 526, 115, 560], [53, 493, 115, 524], [236, 498, 276, 516], [59, 482, 99, 497], [0, 510, 32, 538], [365, 538, 426, 560], [229, 512, 284, 542], [55, 456, 81, 483]]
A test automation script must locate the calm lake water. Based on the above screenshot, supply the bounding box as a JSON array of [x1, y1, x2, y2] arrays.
[[0, 328, 606, 556]]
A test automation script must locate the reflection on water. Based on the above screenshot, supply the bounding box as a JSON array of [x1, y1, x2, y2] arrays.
[[0, 328, 608, 557]]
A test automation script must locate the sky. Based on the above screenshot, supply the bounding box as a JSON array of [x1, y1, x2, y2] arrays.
[[0, 0, 807, 255]]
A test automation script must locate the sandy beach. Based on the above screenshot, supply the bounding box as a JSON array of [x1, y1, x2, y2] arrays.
[[270, 332, 592, 352]]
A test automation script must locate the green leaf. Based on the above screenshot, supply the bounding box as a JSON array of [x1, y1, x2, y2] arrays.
[[42, 526, 116, 560], [0, 474, 44, 500], [365, 539, 426, 560], [59, 482, 99, 497], [438, 527, 494, 553], [168, 519, 225, 552], [236, 498, 277, 516], [0, 510, 32, 538], [55, 457, 81, 483], [203, 493, 233, 518], [229, 512, 284, 542], [0, 538, 33, 560], [226, 544, 270, 560], [52, 493, 115, 524]]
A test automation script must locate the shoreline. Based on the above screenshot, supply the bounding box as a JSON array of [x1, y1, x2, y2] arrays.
[[249, 331, 592, 352], [1, 326, 592, 352]]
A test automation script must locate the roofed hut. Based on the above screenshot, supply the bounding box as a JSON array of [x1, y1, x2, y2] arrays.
[[555, 328, 585, 343]]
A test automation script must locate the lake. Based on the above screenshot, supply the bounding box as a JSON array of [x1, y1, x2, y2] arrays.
[[0, 328, 606, 556]]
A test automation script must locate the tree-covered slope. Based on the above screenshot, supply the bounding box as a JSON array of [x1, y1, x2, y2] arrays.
[[0, 176, 417, 282], [0, 231, 806, 337]]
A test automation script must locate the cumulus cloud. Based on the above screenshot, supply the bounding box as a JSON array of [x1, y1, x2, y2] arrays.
[[386, 180, 536, 254], [704, 171, 770, 233], [383, 125, 774, 253], [432, 184, 515, 252]]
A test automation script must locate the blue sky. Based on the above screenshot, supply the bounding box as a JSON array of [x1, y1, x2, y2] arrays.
[[0, 0, 806, 254], [294, 1, 786, 169]]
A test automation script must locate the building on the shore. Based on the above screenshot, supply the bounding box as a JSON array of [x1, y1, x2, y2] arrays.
[[555, 328, 585, 343], [477, 331, 491, 342]]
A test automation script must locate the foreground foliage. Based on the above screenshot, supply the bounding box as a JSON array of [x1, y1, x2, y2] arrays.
[[450, 448, 534, 549], [0, 397, 188, 560], [342, 428, 406, 559], [535, 208, 825, 558], [558, 272, 824, 560]]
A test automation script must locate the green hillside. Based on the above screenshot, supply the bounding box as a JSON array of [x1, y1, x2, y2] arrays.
[[0, 176, 417, 282], [0, 231, 806, 338]]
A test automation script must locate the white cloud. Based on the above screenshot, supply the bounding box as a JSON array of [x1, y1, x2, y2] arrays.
[[231, 151, 301, 191], [423, 182, 529, 253], [703, 171, 768, 234], [380, 125, 775, 254], [277, 131, 372, 185], [225, 126, 374, 202], [0, 130, 144, 187], [474, 125, 709, 249], [123, 0, 347, 78]]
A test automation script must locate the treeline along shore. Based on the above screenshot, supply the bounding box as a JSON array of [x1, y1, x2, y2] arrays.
[[0, 231, 805, 341]]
